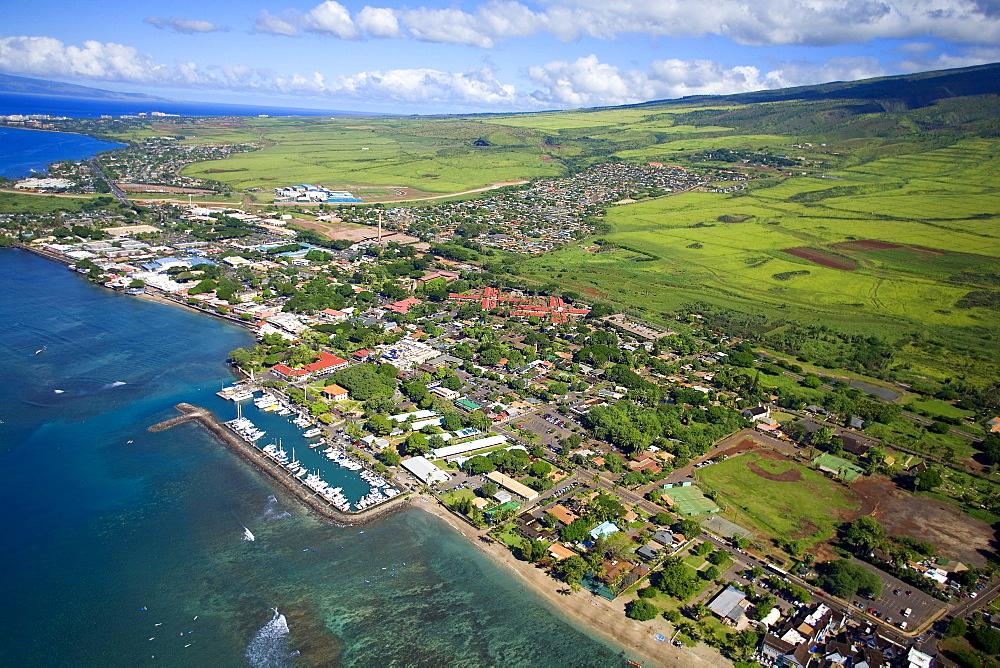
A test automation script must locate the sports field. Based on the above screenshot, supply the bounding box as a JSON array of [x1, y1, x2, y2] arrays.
[[696, 451, 860, 549], [662, 485, 720, 516]]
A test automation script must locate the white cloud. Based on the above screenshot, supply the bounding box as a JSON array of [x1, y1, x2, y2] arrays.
[[356, 6, 402, 38], [303, 1, 358, 39], [143, 17, 224, 34], [896, 45, 1000, 71], [256, 0, 1000, 46], [527, 54, 889, 107], [0, 34, 983, 113], [0, 34, 521, 109], [251, 10, 299, 36]]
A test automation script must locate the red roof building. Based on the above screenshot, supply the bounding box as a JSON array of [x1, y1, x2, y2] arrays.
[[272, 351, 348, 380], [386, 297, 422, 314]]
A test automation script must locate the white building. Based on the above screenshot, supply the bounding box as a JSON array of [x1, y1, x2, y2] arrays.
[[401, 456, 451, 485]]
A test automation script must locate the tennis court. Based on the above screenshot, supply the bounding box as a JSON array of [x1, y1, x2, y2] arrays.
[[812, 453, 863, 482], [662, 484, 721, 516]]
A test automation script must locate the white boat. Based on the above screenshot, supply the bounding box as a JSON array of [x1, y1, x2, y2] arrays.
[[254, 395, 279, 409], [243, 526, 255, 541], [230, 388, 255, 401], [302, 428, 323, 438]]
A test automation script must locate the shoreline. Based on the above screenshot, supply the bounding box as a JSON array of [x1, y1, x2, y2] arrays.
[[413, 499, 733, 668]]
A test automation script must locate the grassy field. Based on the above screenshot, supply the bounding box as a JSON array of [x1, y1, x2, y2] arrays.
[[0, 191, 106, 213], [138, 116, 570, 194], [519, 137, 1000, 383], [696, 452, 859, 549]]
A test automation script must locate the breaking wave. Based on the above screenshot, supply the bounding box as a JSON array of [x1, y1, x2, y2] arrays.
[[262, 495, 291, 521], [245, 609, 291, 668]]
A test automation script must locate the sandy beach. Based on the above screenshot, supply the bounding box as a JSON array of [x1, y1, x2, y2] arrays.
[[414, 497, 732, 668]]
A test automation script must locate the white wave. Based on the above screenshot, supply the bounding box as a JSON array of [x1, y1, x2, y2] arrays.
[[262, 495, 291, 521], [245, 609, 291, 668]]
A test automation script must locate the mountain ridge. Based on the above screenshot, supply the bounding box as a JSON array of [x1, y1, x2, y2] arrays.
[[0, 73, 169, 102]]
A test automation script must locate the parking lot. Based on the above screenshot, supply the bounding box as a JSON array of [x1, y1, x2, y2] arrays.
[[847, 559, 945, 630], [512, 412, 580, 448]]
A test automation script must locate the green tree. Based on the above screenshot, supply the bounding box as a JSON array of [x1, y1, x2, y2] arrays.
[[915, 468, 943, 492], [365, 414, 392, 436], [556, 555, 589, 588], [480, 481, 499, 498], [626, 599, 659, 621], [676, 519, 701, 540]]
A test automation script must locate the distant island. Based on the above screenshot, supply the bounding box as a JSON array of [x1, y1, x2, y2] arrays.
[[0, 72, 169, 102]]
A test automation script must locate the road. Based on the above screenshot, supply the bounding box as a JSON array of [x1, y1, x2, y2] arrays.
[[87, 158, 131, 206]]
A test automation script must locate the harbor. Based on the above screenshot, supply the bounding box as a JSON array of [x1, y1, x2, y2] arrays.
[[149, 400, 410, 527]]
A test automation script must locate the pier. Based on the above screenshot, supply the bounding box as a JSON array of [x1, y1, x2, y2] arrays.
[[149, 403, 411, 527]]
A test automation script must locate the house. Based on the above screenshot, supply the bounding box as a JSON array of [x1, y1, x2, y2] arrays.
[[548, 504, 579, 525], [352, 349, 372, 362], [986, 416, 1000, 433], [636, 544, 660, 560], [385, 297, 421, 314], [320, 308, 346, 320], [742, 406, 771, 422], [840, 434, 872, 457], [707, 585, 748, 625], [849, 416, 865, 430], [431, 386, 460, 400], [548, 543, 577, 561], [321, 384, 349, 402]]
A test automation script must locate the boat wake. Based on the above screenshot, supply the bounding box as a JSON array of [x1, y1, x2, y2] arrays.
[[245, 609, 292, 668], [262, 495, 291, 521]]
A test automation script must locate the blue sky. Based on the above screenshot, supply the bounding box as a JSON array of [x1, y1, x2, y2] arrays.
[[2, 0, 999, 114]]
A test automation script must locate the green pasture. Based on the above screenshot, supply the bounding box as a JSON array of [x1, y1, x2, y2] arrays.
[[0, 191, 102, 214], [696, 452, 860, 549], [907, 399, 975, 420]]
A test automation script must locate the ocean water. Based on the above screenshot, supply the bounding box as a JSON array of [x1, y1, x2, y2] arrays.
[[0, 249, 625, 667], [0, 126, 125, 178], [0, 91, 373, 119]]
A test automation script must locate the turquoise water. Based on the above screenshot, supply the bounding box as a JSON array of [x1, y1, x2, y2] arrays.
[[0, 126, 125, 178], [0, 249, 625, 667]]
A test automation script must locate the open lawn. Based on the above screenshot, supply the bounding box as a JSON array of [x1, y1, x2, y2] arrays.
[[696, 451, 860, 550], [0, 191, 107, 214]]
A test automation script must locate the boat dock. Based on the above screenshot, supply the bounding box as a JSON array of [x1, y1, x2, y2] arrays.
[[148, 403, 410, 527]]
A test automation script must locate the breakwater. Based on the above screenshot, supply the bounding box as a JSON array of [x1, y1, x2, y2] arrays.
[[149, 403, 411, 527]]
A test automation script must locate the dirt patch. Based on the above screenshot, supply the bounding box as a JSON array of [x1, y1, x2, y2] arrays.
[[830, 239, 905, 251], [747, 459, 803, 482], [908, 245, 949, 255], [781, 247, 857, 271], [791, 519, 819, 539], [118, 183, 214, 194], [562, 282, 608, 297], [849, 476, 995, 567], [717, 438, 761, 459], [294, 221, 419, 245]]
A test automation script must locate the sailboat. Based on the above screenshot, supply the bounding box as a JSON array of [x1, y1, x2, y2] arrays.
[[243, 526, 255, 541]]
